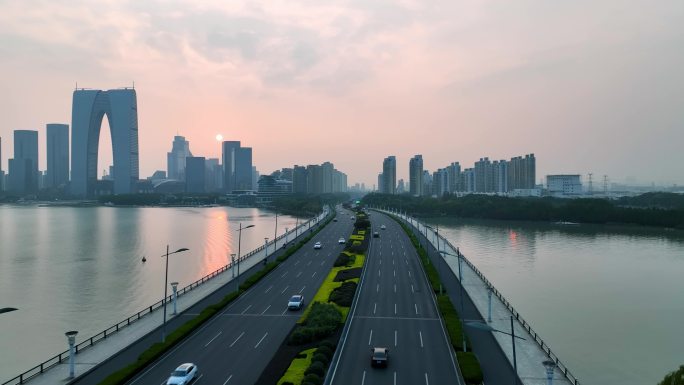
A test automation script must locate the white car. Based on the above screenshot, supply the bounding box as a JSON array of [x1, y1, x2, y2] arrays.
[[381, 224, 386, 230], [314, 242, 322, 249], [288, 294, 305, 310], [338, 238, 345, 244], [166, 363, 197, 385]]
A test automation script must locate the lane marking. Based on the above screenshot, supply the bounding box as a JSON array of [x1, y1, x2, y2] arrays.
[[312, 271, 317, 278], [281, 271, 288, 278], [408, 271, 412, 277], [205, 331, 223, 347], [296, 271, 302, 278], [393, 269, 396, 277], [415, 304, 419, 315], [281, 308, 288, 315], [394, 371, 397, 385], [378, 269, 381, 277], [254, 332, 268, 348], [425, 372, 429, 385], [373, 303, 377, 315], [281, 285, 289, 294], [307, 261, 312, 266], [361, 371, 366, 385], [394, 330, 397, 346], [261, 305, 271, 315], [264, 285, 273, 294], [229, 332, 244, 347], [321, 260, 325, 266], [368, 329, 373, 345], [241, 305, 252, 314], [376, 283, 379, 293], [294, 261, 300, 266], [394, 303, 397, 315], [419, 331, 424, 348], [355, 315, 440, 321], [222, 374, 233, 385], [411, 285, 415, 293], [394, 284, 397, 293], [299, 285, 306, 293]]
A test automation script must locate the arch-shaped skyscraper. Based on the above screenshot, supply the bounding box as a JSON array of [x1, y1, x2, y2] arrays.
[[71, 89, 139, 196]]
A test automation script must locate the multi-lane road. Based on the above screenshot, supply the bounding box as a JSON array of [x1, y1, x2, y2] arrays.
[[329, 211, 463, 385]]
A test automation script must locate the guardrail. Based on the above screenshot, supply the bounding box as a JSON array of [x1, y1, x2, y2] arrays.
[[386, 209, 581, 385], [2, 210, 329, 385]]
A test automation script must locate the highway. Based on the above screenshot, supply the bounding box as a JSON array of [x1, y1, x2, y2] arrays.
[[329, 211, 462, 385], [120, 210, 354, 385]]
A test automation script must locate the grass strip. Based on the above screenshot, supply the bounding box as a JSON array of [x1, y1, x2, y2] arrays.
[[97, 212, 335, 385], [277, 348, 316, 385]]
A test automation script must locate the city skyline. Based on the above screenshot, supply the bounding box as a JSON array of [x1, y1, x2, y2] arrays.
[[1, 1, 683, 187]]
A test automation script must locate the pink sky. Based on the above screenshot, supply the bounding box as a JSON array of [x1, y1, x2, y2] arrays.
[[1, 0, 683, 187]]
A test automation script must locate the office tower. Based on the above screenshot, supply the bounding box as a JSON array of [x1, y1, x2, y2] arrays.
[[8, 130, 39, 194], [185, 156, 206, 193], [409, 155, 423, 196], [292, 165, 308, 193], [71, 89, 139, 196], [222, 141, 241, 192], [234, 147, 253, 190], [167, 136, 193, 181], [252, 166, 259, 192], [205, 158, 220, 192], [377, 173, 384, 192], [46, 123, 70, 188], [382, 156, 396, 194]]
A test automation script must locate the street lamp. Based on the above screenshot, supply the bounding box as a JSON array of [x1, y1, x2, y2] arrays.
[[161, 246, 189, 343], [466, 316, 525, 385], [543, 360, 556, 385], [235, 223, 255, 290], [284, 227, 289, 245], [231, 253, 236, 278], [171, 282, 179, 315], [264, 237, 269, 265], [439, 250, 466, 351], [273, 211, 278, 243], [65, 330, 78, 379], [0, 307, 18, 314]]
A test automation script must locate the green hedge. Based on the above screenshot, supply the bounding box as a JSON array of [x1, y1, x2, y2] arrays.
[[288, 303, 342, 345], [437, 295, 470, 352], [457, 352, 484, 384], [98, 211, 335, 385], [329, 281, 357, 307]]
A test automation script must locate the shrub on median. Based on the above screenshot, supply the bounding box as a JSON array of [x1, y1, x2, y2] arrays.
[[288, 303, 342, 345], [457, 352, 484, 384], [329, 281, 357, 307]]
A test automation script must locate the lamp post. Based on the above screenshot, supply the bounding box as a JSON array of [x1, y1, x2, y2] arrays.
[[162, 246, 189, 342], [487, 285, 493, 323], [65, 330, 78, 379], [273, 211, 278, 243], [264, 237, 269, 264], [295, 217, 299, 239], [231, 253, 236, 278], [466, 316, 524, 385], [171, 282, 179, 315], [285, 227, 289, 245], [235, 223, 255, 290], [543, 360, 556, 385], [439, 250, 466, 351]]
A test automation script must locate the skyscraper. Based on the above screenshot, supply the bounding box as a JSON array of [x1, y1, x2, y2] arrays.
[[235, 147, 253, 190], [292, 165, 308, 193], [382, 156, 396, 194], [71, 88, 139, 196], [409, 155, 423, 196], [46, 123, 69, 188], [8, 130, 39, 194], [167, 136, 193, 181], [222, 141, 241, 193], [185, 156, 206, 193]]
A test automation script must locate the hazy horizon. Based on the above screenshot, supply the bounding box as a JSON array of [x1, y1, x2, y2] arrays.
[[1, 1, 682, 187]]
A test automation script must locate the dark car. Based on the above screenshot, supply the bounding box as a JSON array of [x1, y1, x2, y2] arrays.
[[370, 347, 389, 367], [373, 231, 379, 238]]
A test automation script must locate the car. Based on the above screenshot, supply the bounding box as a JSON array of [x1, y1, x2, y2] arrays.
[[338, 237, 345, 244], [333, 218, 338, 222], [373, 231, 379, 238], [381, 224, 386, 230], [166, 363, 197, 385], [288, 294, 304, 310], [370, 347, 389, 367], [314, 242, 322, 249]]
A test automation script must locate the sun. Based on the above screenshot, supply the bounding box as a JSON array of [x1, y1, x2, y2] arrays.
[[215, 134, 223, 141]]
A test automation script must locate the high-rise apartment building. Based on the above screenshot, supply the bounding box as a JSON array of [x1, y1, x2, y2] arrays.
[[234, 147, 253, 190], [8, 130, 39, 194], [409, 155, 423, 196], [433, 168, 449, 196], [222, 141, 241, 193], [292, 165, 308, 193], [167, 136, 193, 181], [493, 160, 508, 193], [508, 154, 536, 190], [185, 156, 206, 193], [382, 156, 396, 194], [446, 162, 461, 193], [46, 123, 69, 188], [377, 173, 384, 193]]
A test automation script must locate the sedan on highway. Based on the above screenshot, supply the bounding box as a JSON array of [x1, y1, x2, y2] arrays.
[[370, 347, 389, 368], [338, 237, 345, 244], [381, 224, 386, 230], [314, 242, 322, 249], [166, 363, 197, 385], [288, 295, 305, 310]]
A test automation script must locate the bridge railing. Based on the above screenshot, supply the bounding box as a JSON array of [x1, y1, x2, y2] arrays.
[[1, 210, 329, 385], [389, 209, 581, 385]]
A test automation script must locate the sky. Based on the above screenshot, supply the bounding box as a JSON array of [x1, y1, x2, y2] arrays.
[[1, 0, 683, 187]]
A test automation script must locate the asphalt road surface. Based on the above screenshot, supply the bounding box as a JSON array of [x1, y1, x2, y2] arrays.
[[329, 211, 463, 385]]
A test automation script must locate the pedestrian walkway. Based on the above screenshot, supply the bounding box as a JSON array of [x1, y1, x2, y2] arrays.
[[6, 210, 329, 385], [381, 209, 580, 385]]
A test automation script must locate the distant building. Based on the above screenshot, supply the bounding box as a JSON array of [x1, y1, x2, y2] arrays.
[[149, 170, 166, 183], [8, 130, 39, 194], [493, 160, 508, 193], [547, 175, 582, 196], [222, 141, 241, 193], [508, 154, 536, 190], [185, 156, 206, 193], [205, 158, 220, 192], [167, 135, 193, 181], [292, 165, 308, 193], [257, 175, 293, 195], [252, 166, 259, 192], [0, 136, 3, 191], [382, 156, 396, 194], [235, 147, 253, 190], [377, 173, 383, 193], [409, 155, 424, 196], [446, 162, 461, 193], [397, 179, 405, 193], [46, 123, 70, 189], [422, 170, 432, 196], [433, 168, 449, 196]]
